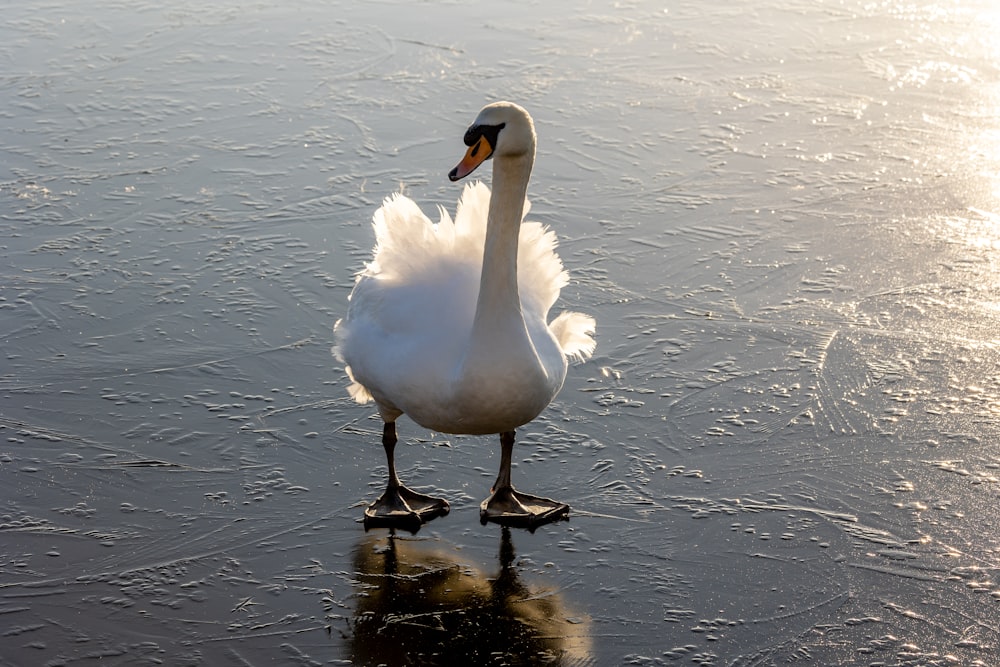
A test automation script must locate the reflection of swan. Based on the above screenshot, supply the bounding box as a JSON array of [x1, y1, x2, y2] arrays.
[[347, 529, 592, 666], [335, 102, 595, 530]]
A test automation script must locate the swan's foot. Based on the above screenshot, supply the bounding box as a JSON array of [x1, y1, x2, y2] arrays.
[[479, 486, 569, 531], [364, 485, 450, 533]]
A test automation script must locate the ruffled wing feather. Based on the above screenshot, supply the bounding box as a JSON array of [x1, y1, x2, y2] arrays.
[[335, 181, 594, 404]]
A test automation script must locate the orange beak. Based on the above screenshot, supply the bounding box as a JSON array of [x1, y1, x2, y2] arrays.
[[448, 136, 494, 182]]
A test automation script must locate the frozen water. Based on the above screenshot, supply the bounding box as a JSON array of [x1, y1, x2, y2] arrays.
[[2, 0, 1000, 664]]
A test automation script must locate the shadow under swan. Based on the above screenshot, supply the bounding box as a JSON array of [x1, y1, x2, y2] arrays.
[[346, 528, 592, 666]]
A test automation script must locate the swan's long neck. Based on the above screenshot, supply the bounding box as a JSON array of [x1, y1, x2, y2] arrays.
[[471, 151, 533, 337]]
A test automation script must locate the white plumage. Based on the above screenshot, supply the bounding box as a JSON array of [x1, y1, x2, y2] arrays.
[[334, 101, 595, 530]]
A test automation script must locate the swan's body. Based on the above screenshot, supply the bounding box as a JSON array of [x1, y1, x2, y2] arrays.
[[338, 182, 593, 434], [335, 102, 595, 530]]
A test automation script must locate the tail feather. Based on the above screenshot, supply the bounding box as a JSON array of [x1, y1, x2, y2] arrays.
[[549, 311, 596, 363], [344, 364, 374, 404]]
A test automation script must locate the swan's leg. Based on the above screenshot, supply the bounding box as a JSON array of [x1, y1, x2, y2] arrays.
[[364, 421, 450, 531], [480, 430, 569, 530]]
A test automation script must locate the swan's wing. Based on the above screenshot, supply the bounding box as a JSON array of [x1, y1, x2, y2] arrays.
[[454, 181, 567, 319], [365, 192, 453, 281], [516, 220, 568, 320], [512, 200, 595, 362], [518, 222, 596, 363], [452, 180, 491, 246], [334, 189, 483, 405], [451, 181, 567, 321], [469, 188, 591, 363], [365, 183, 493, 283]]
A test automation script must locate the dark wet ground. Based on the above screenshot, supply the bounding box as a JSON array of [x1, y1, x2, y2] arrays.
[[2, 0, 1000, 665]]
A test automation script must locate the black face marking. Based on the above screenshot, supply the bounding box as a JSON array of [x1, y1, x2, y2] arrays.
[[449, 122, 506, 182], [463, 122, 506, 153], [463, 125, 480, 147]]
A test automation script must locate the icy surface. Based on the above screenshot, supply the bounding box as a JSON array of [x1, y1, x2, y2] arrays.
[[2, 0, 999, 664]]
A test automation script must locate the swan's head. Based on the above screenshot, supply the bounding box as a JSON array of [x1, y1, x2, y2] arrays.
[[448, 101, 536, 182]]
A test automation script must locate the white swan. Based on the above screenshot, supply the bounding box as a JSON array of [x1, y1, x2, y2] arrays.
[[334, 101, 595, 530]]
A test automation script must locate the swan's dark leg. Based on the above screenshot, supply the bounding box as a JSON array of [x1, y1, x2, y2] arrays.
[[480, 430, 569, 530], [364, 421, 449, 531]]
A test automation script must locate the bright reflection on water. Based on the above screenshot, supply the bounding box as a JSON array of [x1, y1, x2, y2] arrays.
[[2, 0, 1000, 665]]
